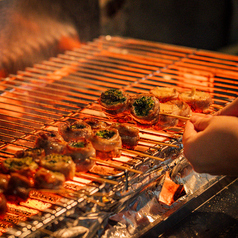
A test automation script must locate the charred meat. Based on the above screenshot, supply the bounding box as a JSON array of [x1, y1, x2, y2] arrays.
[[111, 123, 140, 149], [34, 168, 65, 190], [84, 117, 109, 130], [5, 173, 34, 201], [0, 174, 10, 193], [150, 87, 179, 102], [91, 128, 122, 159], [40, 154, 75, 180], [99, 88, 130, 117], [64, 139, 96, 172], [1, 157, 38, 178], [130, 94, 160, 125], [58, 119, 92, 142], [179, 88, 212, 112], [15, 148, 45, 164], [35, 131, 66, 155], [0, 193, 7, 216]]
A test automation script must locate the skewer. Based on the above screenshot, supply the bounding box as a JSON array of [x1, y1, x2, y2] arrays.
[[139, 138, 180, 148], [89, 157, 143, 174], [122, 149, 164, 161], [159, 113, 190, 121], [75, 172, 119, 185]]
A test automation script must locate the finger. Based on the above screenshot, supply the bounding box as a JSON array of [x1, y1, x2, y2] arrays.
[[182, 120, 197, 144], [190, 115, 212, 131]]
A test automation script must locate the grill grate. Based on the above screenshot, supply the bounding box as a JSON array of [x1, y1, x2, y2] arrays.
[[0, 36, 237, 237]]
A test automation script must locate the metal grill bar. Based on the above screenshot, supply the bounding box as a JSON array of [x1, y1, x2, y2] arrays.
[[0, 36, 237, 237]]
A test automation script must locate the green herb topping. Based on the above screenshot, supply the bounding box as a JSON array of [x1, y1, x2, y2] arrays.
[[71, 124, 86, 130], [101, 89, 126, 105], [96, 130, 115, 139], [133, 96, 155, 116], [69, 141, 85, 148]]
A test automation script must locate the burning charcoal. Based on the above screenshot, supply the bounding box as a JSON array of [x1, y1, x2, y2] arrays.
[[158, 171, 185, 206]]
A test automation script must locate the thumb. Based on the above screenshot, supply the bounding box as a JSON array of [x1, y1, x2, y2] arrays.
[[190, 115, 212, 131]]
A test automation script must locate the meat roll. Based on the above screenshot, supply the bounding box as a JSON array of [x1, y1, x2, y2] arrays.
[[179, 88, 212, 112], [40, 154, 76, 180], [150, 87, 179, 102], [91, 128, 122, 159], [64, 139, 96, 172], [58, 119, 92, 142], [34, 168, 65, 189], [35, 131, 66, 155], [130, 94, 160, 125], [99, 88, 130, 117], [111, 123, 140, 149]]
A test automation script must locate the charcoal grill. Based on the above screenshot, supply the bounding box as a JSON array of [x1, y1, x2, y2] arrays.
[[0, 35, 238, 237]]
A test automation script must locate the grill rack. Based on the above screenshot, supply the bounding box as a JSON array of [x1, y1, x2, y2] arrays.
[[0, 35, 237, 237]]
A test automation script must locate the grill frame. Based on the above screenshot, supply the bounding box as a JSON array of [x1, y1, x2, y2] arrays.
[[0, 35, 237, 237]]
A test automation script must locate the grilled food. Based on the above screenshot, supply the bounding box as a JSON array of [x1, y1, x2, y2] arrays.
[[91, 128, 122, 159], [130, 94, 160, 125], [150, 87, 179, 102], [35, 131, 66, 155], [179, 88, 212, 112], [58, 119, 92, 142], [84, 117, 109, 130], [40, 154, 75, 180], [15, 148, 45, 164], [111, 123, 140, 149], [34, 168, 65, 189], [99, 88, 130, 117], [5, 173, 34, 201], [0, 193, 7, 216], [1, 157, 39, 178], [64, 139, 96, 172], [155, 100, 192, 129], [0, 174, 10, 193]]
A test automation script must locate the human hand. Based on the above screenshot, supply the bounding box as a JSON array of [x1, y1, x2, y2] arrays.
[[214, 97, 238, 116], [182, 115, 238, 175]]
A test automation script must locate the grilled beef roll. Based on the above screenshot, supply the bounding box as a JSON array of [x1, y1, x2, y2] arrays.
[[84, 117, 109, 130], [150, 86, 179, 102], [58, 119, 92, 142], [34, 168, 65, 189], [35, 131, 66, 155], [99, 88, 130, 117], [64, 139, 96, 172], [179, 88, 212, 112], [111, 123, 140, 149], [1, 157, 38, 178], [130, 94, 160, 125], [5, 173, 34, 201], [0, 193, 7, 216], [15, 148, 45, 164], [40, 154, 75, 180], [91, 128, 122, 159]]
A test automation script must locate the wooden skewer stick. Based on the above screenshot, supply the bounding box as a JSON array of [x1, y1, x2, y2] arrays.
[[89, 157, 143, 174], [75, 172, 119, 185], [122, 148, 164, 161], [159, 113, 190, 121], [139, 138, 180, 148]]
